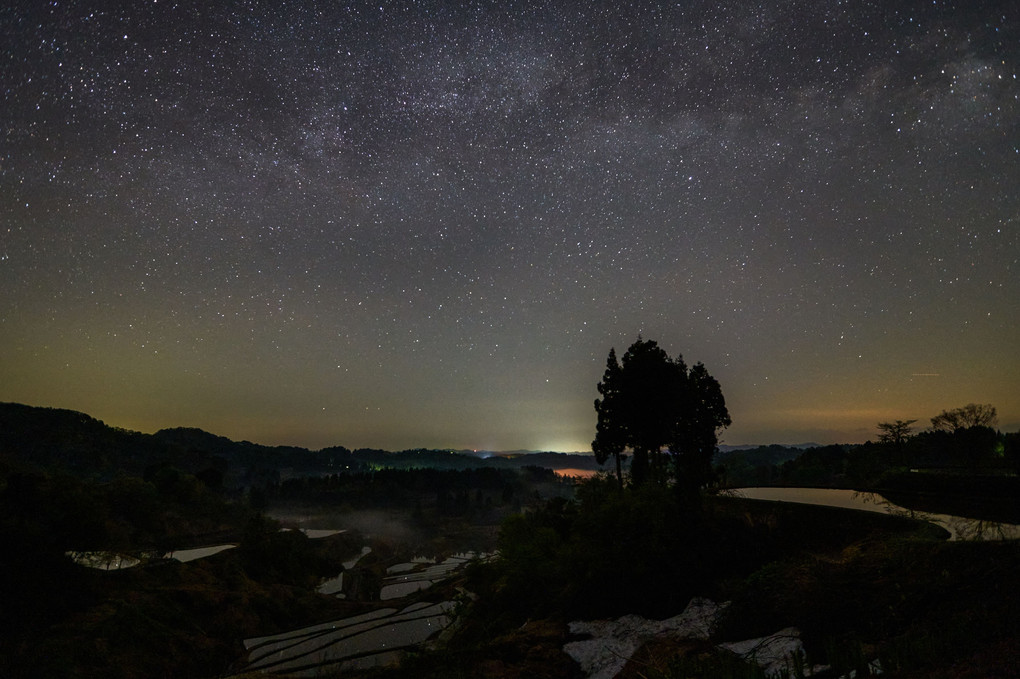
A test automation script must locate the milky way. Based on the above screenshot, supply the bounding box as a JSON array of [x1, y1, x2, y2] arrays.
[[2, 0, 1017, 450]]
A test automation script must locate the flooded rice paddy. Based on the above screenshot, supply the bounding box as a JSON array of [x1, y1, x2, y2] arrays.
[[239, 601, 456, 677], [727, 487, 1020, 541], [238, 550, 489, 675]]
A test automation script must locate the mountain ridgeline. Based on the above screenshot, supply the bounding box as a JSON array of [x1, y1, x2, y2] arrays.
[[0, 402, 602, 485]]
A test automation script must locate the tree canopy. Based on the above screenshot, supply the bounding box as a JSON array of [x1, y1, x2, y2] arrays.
[[592, 338, 730, 493], [876, 419, 917, 446], [930, 403, 998, 432]]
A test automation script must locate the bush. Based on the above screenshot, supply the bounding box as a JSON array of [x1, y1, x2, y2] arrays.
[[488, 482, 741, 625]]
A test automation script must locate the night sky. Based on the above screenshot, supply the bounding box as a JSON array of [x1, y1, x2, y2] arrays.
[[2, 0, 1017, 452]]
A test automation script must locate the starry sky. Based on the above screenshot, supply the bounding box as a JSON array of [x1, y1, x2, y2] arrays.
[[2, 0, 1017, 452]]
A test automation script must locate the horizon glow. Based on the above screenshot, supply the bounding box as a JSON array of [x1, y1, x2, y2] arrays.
[[1, 1, 1017, 452]]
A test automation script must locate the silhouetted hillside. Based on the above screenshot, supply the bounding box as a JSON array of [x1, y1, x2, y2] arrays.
[[0, 402, 170, 476], [0, 403, 333, 484], [0, 403, 605, 486]]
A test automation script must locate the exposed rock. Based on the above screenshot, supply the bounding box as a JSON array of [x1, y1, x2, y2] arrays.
[[563, 597, 728, 679], [718, 626, 827, 677]]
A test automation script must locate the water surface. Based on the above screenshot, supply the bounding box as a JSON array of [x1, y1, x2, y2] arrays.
[[726, 487, 1020, 541]]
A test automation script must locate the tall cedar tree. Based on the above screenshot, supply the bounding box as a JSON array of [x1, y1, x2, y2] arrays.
[[593, 338, 731, 493]]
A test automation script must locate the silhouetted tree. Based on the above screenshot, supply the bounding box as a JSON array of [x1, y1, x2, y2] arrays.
[[877, 419, 917, 465], [592, 348, 628, 490], [592, 338, 730, 493], [593, 340, 676, 486], [670, 362, 731, 498], [877, 420, 917, 446], [930, 403, 997, 432], [952, 425, 1000, 470]]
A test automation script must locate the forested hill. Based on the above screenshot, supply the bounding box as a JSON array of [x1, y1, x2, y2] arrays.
[[0, 402, 169, 476], [0, 402, 604, 484]]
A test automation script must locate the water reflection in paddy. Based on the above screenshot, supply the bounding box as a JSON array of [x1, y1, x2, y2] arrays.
[[316, 546, 372, 597], [244, 551, 488, 675], [380, 553, 482, 600], [240, 600, 456, 677], [67, 545, 237, 570], [726, 487, 1020, 541], [67, 551, 142, 570], [70, 527, 345, 571]]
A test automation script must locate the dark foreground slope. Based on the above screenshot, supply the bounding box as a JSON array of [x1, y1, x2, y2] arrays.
[[341, 491, 1020, 679]]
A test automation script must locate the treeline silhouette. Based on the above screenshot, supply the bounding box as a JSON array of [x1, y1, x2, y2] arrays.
[[0, 402, 325, 485], [717, 427, 1020, 489], [0, 402, 602, 489], [263, 465, 566, 516]]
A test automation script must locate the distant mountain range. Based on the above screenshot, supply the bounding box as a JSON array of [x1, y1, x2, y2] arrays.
[[0, 402, 827, 488], [0, 402, 607, 486], [718, 443, 822, 452], [386, 443, 823, 458]]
